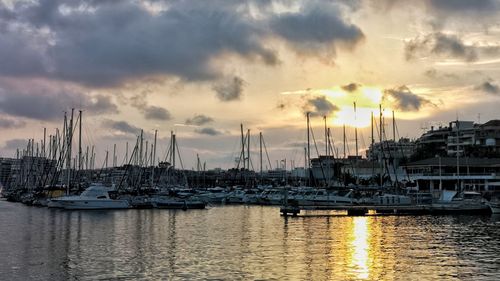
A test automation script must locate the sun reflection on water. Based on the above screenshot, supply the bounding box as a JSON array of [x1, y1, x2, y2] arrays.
[[350, 217, 371, 280]]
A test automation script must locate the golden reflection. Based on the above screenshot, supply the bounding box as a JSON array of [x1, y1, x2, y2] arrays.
[[350, 217, 371, 280]]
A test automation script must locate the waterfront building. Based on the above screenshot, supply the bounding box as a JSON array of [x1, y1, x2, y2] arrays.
[[404, 157, 500, 195]]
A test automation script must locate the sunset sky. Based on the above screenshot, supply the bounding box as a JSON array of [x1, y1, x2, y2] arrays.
[[1, 0, 500, 169]]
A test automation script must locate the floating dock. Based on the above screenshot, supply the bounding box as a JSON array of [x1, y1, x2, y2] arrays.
[[280, 204, 491, 216]]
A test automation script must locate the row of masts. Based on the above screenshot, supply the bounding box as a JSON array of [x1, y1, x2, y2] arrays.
[[237, 124, 273, 175], [15, 103, 401, 184], [305, 103, 401, 164]]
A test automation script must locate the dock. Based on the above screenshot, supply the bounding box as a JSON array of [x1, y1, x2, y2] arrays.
[[280, 204, 491, 216]]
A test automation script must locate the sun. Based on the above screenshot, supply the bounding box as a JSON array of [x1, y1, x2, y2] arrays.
[[321, 87, 384, 128]]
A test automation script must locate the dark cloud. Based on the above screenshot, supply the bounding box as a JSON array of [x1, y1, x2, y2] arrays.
[[341, 82, 361, 92], [423, 68, 459, 79], [383, 86, 434, 111], [0, 88, 80, 120], [195, 127, 223, 136], [270, 2, 364, 56], [427, 0, 498, 13], [0, 116, 26, 129], [303, 96, 339, 117], [3, 138, 28, 150], [185, 114, 214, 126], [129, 91, 171, 120], [375, 0, 499, 18], [405, 32, 477, 62], [476, 80, 499, 94], [213, 76, 245, 101], [86, 95, 119, 115], [0, 85, 119, 120], [0, 1, 364, 87], [103, 119, 141, 135], [8, 1, 278, 86], [144, 106, 171, 120]]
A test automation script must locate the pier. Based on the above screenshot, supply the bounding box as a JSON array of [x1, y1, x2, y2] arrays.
[[280, 204, 491, 216]]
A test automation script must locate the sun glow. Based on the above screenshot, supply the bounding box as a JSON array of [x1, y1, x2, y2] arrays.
[[321, 87, 384, 128]]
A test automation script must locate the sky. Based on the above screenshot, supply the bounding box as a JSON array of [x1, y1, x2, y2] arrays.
[[1, 0, 500, 170]]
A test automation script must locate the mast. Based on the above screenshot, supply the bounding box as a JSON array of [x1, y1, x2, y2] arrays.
[[379, 105, 384, 187], [153, 130, 157, 167], [85, 146, 89, 170], [392, 110, 396, 142], [306, 112, 310, 168], [304, 147, 307, 183], [90, 145, 95, 170], [247, 129, 250, 170], [144, 141, 149, 167], [324, 116, 328, 156], [172, 132, 176, 170], [379, 105, 383, 143], [456, 120, 460, 191], [152, 130, 157, 185], [371, 111, 374, 147], [354, 102, 358, 158], [259, 132, 263, 176], [125, 142, 129, 164], [327, 128, 331, 156], [43, 127, 46, 158], [240, 124, 245, 169], [113, 143, 116, 167], [78, 110, 82, 170], [105, 150, 109, 169], [67, 109, 74, 194], [197, 154, 200, 172], [343, 124, 346, 159], [139, 129, 144, 167]]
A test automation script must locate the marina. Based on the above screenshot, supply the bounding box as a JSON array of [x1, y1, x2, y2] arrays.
[[1, 1, 500, 280]]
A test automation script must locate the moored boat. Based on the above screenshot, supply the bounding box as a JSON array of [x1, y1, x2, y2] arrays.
[[47, 183, 130, 210], [488, 200, 500, 214]]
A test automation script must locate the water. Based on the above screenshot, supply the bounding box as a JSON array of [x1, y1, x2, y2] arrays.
[[1, 201, 499, 280]]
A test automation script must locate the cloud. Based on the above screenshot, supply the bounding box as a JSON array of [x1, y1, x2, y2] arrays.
[[270, 2, 364, 58], [0, 88, 79, 120], [86, 95, 119, 115], [213, 76, 245, 101], [0, 85, 119, 120], [144, 106, 171, 120], [405, 32, 478, 62], [383, 86, 434, 111], [129, 91, 171, 120], [185, 114, 214, 126], [0, 116, 26, 129], [0, 1, 365, 87], [475, 80, 499, 94], [427, 0, 498, 14], [2, 138, 28, 150], [341, 82, 361, 92], [423, 68, 459, 79], [302, 96, 339, 117], [0, 1, 276, 86], [103, 119, 141, 135], [195, 127, 223, 136]]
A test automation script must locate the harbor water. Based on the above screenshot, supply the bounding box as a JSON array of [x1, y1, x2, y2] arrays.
[[1, 201, 499, 280]]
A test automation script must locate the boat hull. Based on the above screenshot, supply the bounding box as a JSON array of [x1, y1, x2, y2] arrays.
[[488, 202, 500, 214], [50, 199, 130, 210]]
